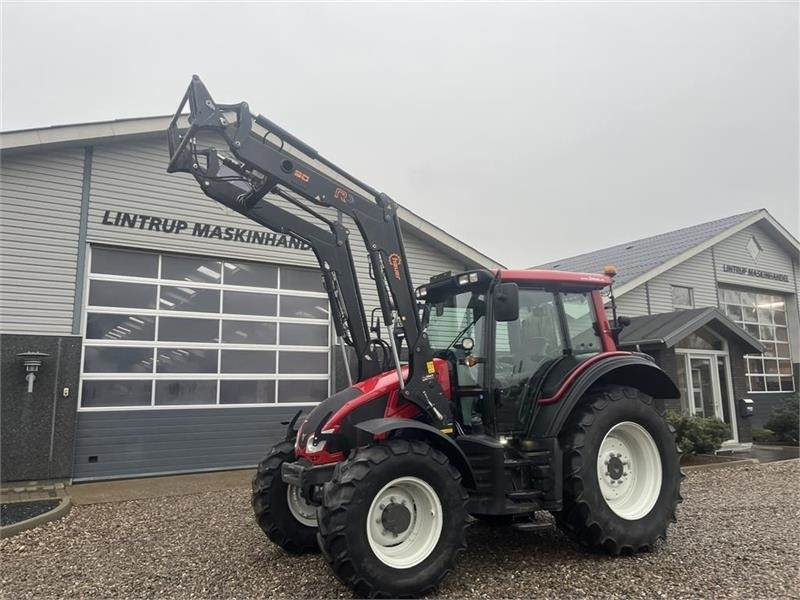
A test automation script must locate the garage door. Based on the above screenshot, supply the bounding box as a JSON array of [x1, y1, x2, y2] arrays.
[[73, 246, 330, 480]]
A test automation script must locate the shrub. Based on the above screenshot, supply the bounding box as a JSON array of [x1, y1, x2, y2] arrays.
[[666, 411, 730, 455], [765, 396, 799, 444], [751, 427, 776, 444]]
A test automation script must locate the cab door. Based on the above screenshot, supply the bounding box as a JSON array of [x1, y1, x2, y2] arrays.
[[490, 288, 604, 434]]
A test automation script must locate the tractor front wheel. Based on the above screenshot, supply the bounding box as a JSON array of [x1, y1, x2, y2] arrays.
[[251, 440, 319, 554], [317, 439, 468, 598], [554, 385, 682, 555]]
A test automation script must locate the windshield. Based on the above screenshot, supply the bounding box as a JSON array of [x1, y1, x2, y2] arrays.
[[424, 291, 487, 351], [423, 290, 487, 389]]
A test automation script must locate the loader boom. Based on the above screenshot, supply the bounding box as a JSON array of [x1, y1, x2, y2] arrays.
[[167, 75, 451, 424]]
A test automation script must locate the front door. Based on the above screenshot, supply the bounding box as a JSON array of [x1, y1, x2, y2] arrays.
[[676, 351, 738, 442]]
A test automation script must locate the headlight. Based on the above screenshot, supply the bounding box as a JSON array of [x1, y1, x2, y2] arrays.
[[461, 337, 474, 351], [305, 428, 335, 453], [306, 436, 327, 453]]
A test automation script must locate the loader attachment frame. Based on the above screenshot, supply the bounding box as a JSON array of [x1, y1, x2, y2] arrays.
[[166, 75, 451, 424]]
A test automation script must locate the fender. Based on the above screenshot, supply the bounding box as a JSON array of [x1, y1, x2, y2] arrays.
[[531, 353, 680, 439], [356, 418, 477, 489]]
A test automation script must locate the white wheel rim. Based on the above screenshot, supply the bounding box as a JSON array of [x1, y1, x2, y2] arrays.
[[366, 476, 443, 569], [596, 421, 662, 520], [286, 484, 317, 527]]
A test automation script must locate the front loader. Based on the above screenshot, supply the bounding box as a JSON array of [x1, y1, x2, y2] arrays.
[[167, 76, 683, 598]]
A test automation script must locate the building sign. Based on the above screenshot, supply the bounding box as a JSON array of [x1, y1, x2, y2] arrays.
[[100, 210, 310, 250], [722, 264, 789, 283]]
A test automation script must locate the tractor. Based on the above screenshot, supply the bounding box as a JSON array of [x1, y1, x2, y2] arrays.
[[167, 76, 682, 598]]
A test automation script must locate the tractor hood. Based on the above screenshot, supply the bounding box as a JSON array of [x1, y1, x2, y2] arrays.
[[295, 359, 451, 464]]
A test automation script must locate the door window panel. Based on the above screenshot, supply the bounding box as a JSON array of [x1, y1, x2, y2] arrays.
[[162, 255, 222, 283], [84, 347, 154, 373], [220, 380, 275, 404], [279, 352, 328, 374], [82, 380, 152, 407], [281, 267, 324, 292], [86, 314, 155, 341], [159, 287, 220, 313], [280, 296, 330, 320], [159, 317, 219, 343], [82, 247, 329, 408], [156, 349, 218, 373], [91, 247, 158, 278], [88, 281, 156, 309], [224, 291, 277, 316], [221, 350, 276, 373], [155, 380, 217, 405], [281, 323, 328, 346], [278, 380, 329, 403], [221, 320, 277, 345], [223, 261, 278, 288]]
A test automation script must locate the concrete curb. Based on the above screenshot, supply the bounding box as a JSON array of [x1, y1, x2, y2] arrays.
[[682, 458, 759, 472], [0, 496, 72, 539], [759, 457, 800, 466]]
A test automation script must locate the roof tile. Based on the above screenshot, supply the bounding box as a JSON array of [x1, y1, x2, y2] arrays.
[[534, 210, 761, 286]]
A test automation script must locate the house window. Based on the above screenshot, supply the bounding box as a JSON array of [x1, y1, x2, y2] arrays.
[[80, 247, 331, 409], [672, 285, 694, 310], [720, 288, 794, 392]]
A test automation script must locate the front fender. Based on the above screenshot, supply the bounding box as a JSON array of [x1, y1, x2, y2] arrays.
[[356, 418, 477, 489], [531, 354, 680, 439]]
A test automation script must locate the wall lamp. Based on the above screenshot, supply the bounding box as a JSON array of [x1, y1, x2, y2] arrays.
[[18, 351, 49, 394]]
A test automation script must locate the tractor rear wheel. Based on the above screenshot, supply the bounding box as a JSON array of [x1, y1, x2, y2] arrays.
[[251, 440, 319, 554], [317, 439, 468, 598], [554, 385, 682, 555]]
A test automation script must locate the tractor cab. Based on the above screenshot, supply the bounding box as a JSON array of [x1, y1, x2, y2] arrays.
[[419, 269, 615, 437]]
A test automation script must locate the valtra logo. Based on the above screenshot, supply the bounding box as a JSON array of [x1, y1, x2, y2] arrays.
[[388, 253, 403, 280]]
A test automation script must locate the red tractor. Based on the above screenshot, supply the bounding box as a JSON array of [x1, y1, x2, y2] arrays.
[[168, 77, 682, 598]]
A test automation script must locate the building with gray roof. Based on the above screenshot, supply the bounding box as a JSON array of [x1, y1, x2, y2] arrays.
[[536, 209, 799, 448]]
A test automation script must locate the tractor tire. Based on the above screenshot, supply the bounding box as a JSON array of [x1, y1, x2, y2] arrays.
[[317, 439, 468, 598], [553, 385, 683, 555], [251, 440, 320, 554]]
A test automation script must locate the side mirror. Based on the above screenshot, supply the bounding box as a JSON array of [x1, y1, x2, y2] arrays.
[[493, 282, 519, 322]]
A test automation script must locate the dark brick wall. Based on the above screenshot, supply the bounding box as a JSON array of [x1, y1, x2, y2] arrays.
[[1, 334, 82, 482], [643, 346, 682, 414], [727, 338, 752, 443]]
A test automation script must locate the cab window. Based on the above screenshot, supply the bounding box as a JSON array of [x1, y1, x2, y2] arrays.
[[493, 289, 563, 431], [561, 292, 603, 356]]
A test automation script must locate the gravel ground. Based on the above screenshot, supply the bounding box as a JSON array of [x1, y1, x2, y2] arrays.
[[2, 461, 798, 599]]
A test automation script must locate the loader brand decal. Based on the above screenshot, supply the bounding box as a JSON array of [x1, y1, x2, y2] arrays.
[[100, 210, 311, 250], [293, 169, 310, 183], [388, 253, 403, 280], [722, 264, 789, 283], [334, 188, 349, 202]]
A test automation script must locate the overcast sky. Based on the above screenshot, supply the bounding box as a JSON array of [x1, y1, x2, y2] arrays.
[[2, 2, 797, 268]]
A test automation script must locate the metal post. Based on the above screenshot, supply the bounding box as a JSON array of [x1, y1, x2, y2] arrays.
[[338, 336, 353, 387], [386, 320, 405, 390]]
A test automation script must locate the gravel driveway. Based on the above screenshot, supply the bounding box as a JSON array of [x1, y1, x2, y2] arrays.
[[2, 461, 798, 599]]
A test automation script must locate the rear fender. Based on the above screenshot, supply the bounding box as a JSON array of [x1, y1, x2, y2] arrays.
[[356, 418, 477, 489], [530, 354, 680, 439]]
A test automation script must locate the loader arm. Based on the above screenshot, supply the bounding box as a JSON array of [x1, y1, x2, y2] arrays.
[[166, 75, 451, 425]]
